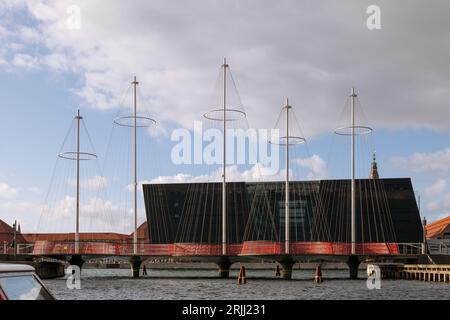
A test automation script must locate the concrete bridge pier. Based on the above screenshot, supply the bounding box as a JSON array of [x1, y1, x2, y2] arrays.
[[347, 255, 360, 279], [279, 258, 295, 280], [68, 255, 85, 270], [130, 256, 143, 278], [216, 258, 232, 278]]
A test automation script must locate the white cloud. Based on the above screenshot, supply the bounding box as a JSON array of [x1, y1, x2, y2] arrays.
[[43, 53, 70, 71], [0, 201, 40, 215], [0, 25, 10, 38], [147, 174, 209, 184], [391, 148, 450, 222], [391, 148, 450, 173], [148, 164, 278, 184], [424, 179, 447, 198], [17, 26, 41, 43], [148, 158, 327, 184], [0, 201, 43, 232], [0, 181, 18, 198], [28, 187, 41, 194], [427, 193, 450, 217], [12, 53, 39, 68], [0, 182, 47, 231], [1, 1, 450, 136], [38, 195, 129, 232], [67, 175, 108, 190], [297, 154, 329, 180], [6, 42, 24, 51]]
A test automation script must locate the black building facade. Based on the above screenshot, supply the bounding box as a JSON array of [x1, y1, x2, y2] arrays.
[[143, 178, 423, 245]]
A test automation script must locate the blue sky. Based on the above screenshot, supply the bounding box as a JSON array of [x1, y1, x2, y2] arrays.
[[1, 0, 450, 232]]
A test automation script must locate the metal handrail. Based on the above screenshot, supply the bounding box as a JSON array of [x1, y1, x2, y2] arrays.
[[427, 239, 450, 255]]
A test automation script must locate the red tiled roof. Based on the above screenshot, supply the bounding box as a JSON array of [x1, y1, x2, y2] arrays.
[[0, 219, 26, 243], [426, 216, 450, 239], [0, 219, 149, 244], [0, 219, 13, 234], [130, 222, 149, 241]]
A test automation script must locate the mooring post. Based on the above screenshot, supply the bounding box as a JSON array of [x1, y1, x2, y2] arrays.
[[238, 265, 247, 284], [314, 264, 323, 283]]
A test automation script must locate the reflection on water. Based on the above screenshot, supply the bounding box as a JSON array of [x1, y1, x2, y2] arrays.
[[43, 268, 450, 300]]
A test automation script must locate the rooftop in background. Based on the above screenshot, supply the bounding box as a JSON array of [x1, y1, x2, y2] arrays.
[[18, 222, 149, 244], [426, 216, 450, 239], [0, 219, 26, 243], [21, 232, 130, 242]]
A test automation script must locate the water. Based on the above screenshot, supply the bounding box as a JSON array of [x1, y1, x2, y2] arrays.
[[43, 268, 450, 300]]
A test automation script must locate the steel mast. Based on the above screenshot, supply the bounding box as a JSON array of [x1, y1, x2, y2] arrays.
[[58, 110, 97, 256], [203, 59, 247, 256], [75, 109, 81, 254], [113, 77, 156, 256], [350, 88, 356, 255], [334, 88, 372, 256], [222, 59, 228, 256], [132, 76, 138, 255], [285, 99, 290, 255]]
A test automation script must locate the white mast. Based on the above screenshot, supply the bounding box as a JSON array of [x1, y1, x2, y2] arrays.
[[334, 88, 372, 255], [350, 87, 356, 255], [285, 99, 290, 255], [222, 58, 228, 256], [75, 109, 81, 255], [132, 76, 138, 255], [113, 77, 156, 255], [203, 59, 247, 256], [58, 110, 97, 255]]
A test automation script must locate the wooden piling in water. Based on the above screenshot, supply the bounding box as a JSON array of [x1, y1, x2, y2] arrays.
[[314, 264, 323, 283], [238, 265, 247, 285]]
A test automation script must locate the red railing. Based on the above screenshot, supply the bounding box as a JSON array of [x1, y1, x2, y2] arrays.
[[30, 240, 401, 256], [171, 243, 243, 256], [31, 241, 170, 256], [240, 241, 399, 256]]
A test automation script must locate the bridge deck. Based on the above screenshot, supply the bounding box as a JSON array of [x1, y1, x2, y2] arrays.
[[25, 240, 419, 257]]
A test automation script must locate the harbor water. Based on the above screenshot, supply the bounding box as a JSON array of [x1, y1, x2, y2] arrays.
[[43, 268, 450, 300]]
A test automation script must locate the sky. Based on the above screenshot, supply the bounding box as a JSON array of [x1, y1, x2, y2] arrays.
[[0, 0, 450, 233]]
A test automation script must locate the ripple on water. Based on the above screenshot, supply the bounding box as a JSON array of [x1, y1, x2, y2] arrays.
[[43, 269, 450, 300]]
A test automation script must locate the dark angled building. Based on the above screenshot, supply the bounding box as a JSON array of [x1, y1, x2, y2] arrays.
[[143, 177, 423, 245]]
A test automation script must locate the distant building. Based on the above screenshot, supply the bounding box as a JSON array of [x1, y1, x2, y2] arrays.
[[369, 153, 379, 179], [21, 232, 130, 243], [20, 222, 150, 244], [143, 178, 423, 245], [425, 216, 450, 239], [0, 219, 26, 245], [134, 221, 150, 243]]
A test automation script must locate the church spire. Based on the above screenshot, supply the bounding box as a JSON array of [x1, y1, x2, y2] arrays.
[[370, 152, 379, 179]]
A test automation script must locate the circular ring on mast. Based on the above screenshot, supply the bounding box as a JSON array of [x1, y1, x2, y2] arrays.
[[58, 151, 98, 161], [334, 125, 373, 136], [113, 115, 157, 127], [269, 136, 306, 146], [203, 108, 247, 121]]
